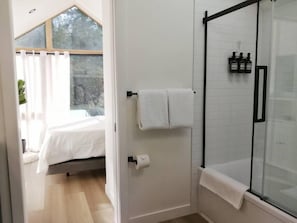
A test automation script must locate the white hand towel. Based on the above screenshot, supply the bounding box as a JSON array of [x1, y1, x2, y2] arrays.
[[167, 88, 194, 128], [137, 89, 169, 130], [200, 168, 248, 210]]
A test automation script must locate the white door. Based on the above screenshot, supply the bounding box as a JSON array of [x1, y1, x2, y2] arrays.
[[0, 0, 26, 222]]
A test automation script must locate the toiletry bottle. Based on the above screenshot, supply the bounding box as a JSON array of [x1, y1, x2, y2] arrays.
[[245, 53, 252, 73], [229, 52, 238, 73], [238, 52, 245, 73]]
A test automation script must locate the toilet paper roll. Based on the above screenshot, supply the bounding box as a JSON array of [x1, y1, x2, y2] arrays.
[[135, 154, 150, 170]]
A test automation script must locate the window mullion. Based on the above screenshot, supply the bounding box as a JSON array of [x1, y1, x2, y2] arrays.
[[45, 19, 53, 50]]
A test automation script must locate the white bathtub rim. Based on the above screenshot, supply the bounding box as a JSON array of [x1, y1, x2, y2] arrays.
[[244, 192, 297, 223], [198, 167, 297, 223]]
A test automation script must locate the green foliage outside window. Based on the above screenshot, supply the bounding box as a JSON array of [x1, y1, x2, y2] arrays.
[[18, 80, 27, 105], [52, 7, 103, 51]]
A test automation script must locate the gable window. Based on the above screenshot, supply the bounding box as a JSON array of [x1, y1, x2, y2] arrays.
[[15, 24, 46, 48], [52, 7, 102, 50], [15, 6, 104, 116]]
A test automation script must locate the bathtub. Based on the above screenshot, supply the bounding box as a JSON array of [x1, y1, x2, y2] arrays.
[[198, 159, 297, 223]]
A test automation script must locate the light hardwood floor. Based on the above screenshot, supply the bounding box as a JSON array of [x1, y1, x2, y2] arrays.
[[24, 161, 114, 223], [24, 162, 206, 223]]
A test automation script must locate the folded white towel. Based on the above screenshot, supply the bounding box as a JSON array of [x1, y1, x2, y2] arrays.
[[200, 168, 248, 210], [137, 89, 169, 130], [167, 88, 194, 128]]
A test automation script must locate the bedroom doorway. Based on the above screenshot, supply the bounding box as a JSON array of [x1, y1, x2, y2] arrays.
[[11, 0, 118, 222]]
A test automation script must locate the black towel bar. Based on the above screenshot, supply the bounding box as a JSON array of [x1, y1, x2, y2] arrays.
[[127, 90, 196, 98]]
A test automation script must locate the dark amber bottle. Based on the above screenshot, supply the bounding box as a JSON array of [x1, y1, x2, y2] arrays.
[[245, 53, 252, 73], [238, 52, 245, 73], [229, 52, 238, 73]]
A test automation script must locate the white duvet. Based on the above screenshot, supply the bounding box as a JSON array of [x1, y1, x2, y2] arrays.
[[37, 116, 105, 173]]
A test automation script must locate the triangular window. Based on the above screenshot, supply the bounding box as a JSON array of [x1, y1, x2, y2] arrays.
[[15, 24, 46, 48], [52, 7, 102, 50]]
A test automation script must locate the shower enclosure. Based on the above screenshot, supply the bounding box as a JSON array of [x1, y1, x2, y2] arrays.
[[202, 0, 297, 218]]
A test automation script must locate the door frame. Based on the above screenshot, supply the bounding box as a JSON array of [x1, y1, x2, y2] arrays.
[[102, 0, 128, 221], [0, 0, 26, 222], [102, 0, 130, 221]]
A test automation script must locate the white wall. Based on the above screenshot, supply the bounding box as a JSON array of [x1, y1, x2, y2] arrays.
[[114, 0, 196, 222], [194, 0, 257, 169], [75, 0, 103, 23]]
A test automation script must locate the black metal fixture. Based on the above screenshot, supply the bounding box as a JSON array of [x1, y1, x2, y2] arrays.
[[254, 66, 267, 122], [250, 0, 261, 192], [126, 91, 138, 97], [128, 156, 138, 165], [127, 90, 197, 98], [203, 0, 260, 24]]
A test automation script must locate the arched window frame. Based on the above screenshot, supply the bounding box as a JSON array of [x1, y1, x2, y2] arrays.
[[15, 5, 103, 56]]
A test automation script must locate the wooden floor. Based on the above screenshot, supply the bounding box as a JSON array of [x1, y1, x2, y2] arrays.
[[24, 161, 114, 223], [161, 214, 208, 223], [24, 162, 206, 223]]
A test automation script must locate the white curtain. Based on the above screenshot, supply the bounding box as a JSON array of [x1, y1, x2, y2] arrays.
[[16, 51, 70, 152]]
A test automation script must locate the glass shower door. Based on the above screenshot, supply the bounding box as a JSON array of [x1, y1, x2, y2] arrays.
[[252, 0, 297, 217], [251, 0, 272, 196]]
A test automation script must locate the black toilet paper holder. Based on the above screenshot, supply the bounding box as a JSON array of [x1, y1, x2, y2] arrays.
[[128, 156, 138, 165]]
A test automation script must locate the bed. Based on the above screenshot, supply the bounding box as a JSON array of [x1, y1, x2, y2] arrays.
[[37, 116, 105, 174]]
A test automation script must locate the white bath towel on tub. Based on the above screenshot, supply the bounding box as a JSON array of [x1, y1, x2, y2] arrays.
[[200, 168, 248, 210]]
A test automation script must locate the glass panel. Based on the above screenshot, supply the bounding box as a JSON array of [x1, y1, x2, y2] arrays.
[[15, 24, 46, 48], [70, 55, 104, 116], [52, 7, 102, 50], [204, 4, 258, 186], [254, 0, 297, 217], [251, 0, 273, 196]]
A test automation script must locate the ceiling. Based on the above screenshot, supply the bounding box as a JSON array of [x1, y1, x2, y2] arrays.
[[12, 0, 103, 38]]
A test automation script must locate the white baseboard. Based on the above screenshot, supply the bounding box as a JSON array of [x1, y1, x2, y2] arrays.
[[128, 204, 193, 223], [199, 212, 214, 223], [105, 184, 115, 207]]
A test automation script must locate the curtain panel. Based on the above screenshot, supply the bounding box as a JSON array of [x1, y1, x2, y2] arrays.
[[16, 51, 70, 152]]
